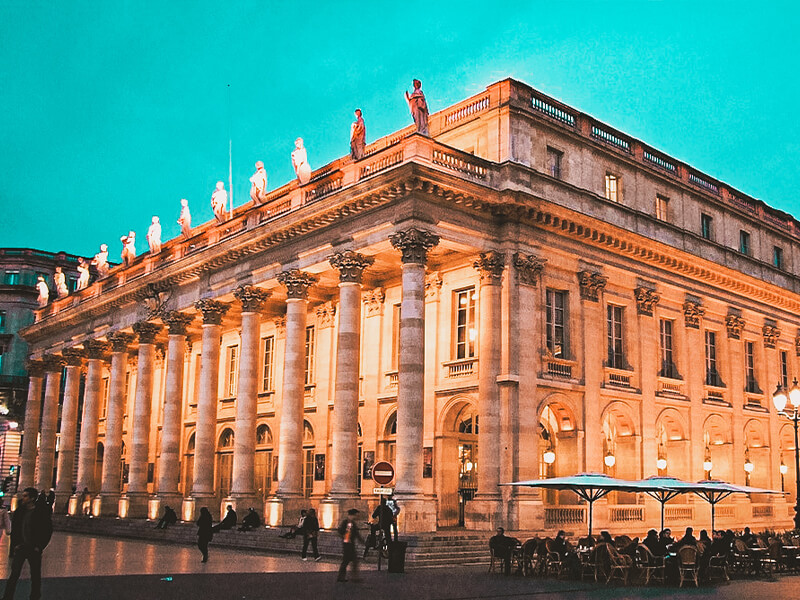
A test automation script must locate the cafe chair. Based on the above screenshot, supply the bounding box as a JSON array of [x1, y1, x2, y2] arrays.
[[678, 546, 699, 588], [635, 544, 665, 585]]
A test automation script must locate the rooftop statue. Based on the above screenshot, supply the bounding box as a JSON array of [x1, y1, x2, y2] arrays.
[[76, 258, 90, 291], [147, 216, 162, 254], [291, 138, 312, 185], [121, 231, 136, 267], [405, 79, 429, 136], [36, 275, 49, 307], [91, 244, 110, 278], [249, 161, 268, 204], [211, 181, 228, 223], [54, 267, 68, 298], [350, 109, 366, 160], [178, 199, 192, 238]]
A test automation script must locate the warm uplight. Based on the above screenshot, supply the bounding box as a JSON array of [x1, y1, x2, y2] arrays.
[[773, 383, 788, 413], [744, 460, 754, 474], [543, 450, 556, 465], [657, 457, 668, 471], [604, 452, 616, 468]]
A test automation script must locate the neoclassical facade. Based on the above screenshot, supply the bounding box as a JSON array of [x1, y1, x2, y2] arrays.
[[20, 79, 800, 532]]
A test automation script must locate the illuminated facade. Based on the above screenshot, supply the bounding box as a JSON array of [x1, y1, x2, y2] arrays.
[[19, 79, 799, 532]]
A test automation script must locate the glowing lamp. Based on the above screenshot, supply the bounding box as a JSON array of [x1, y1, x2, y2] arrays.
[[790, 378, 800, 408], [657, 457, 668, 471], [543, 450, 556, 465], [773, 384, 788, 413], [780, 462, 789, 475], [703, 459, 713, 472], [744, 460, 754, 474], [604, 452, 616, 468]]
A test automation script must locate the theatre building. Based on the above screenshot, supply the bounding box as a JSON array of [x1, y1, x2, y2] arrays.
[[19, 78, 799, 533]]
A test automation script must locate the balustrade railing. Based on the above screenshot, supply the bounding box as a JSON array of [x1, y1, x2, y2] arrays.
[[432, 149, 487, 180], [542, 356, 573, 380], [590, 125, 631, 153], [444, 358, 477, 379], [715, 505, 735, 519], [609, 505, 644, 523], [752, 504, 774, 519], [444, 95, 490, 125], [544, 506, 586, 525], [665, 505, 694, 521]]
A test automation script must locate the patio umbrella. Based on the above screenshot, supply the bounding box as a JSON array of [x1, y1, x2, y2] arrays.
[[502, 472, 644, 536], [690, 479, 785, 532], [631, 476, 700, 532]]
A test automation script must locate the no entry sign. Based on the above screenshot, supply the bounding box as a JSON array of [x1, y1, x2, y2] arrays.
[[371, 461, 395, 485]]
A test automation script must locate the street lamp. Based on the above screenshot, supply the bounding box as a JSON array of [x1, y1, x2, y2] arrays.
[[772, 377, 800, 530], [703, 445, 713, 479], [543, 449, 556, 465], [604, 451, 616, 468]]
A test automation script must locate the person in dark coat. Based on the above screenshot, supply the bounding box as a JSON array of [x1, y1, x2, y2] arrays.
[[213, 505, 237, 532], [45, 490, 55, 510], [643, 529, 667, 557], [372, 496, 394, 547], [196, 507, 213, 563], [674, 527, 697, 549], [489, 527, 516, 575], [238, 508, 261, 531], [301, 508, 321, 561], [2, 487, 53, 600], [155, 505, 178, 529], [337, 508, 363, 582]]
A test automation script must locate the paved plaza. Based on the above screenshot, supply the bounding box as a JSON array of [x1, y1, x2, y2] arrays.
[[0, 533, 798, 599]]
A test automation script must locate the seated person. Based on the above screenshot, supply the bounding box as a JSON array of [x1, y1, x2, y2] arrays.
[[674, 527, 697, 550], [644, 529, 667, 557], [550, 530, 569, 556], [740, 527, 755, 547], [698, 530, 712, 546], [212, 505, 237, 532], [659, 528, 675, 550], [489, 527, 516, 575], [155, 505, 177, 529], [599, 531, 614, 546], [622, 536, 640, 559], [238, 508, 261, 531], [279, 509, 307, 539]]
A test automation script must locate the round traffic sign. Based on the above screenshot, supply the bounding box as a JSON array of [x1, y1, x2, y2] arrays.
[[371, 461, 395, 485]]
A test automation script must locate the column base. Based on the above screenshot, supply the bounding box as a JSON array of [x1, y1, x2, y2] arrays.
[[224, 495, 260, 522], [96, 494, 121, 517], [318, 497, 370, 531], [121, 493, 150, 519], [464, 495, 503, 530], [508, 497, 544, 531], [153, 493, 184, 520], [392, 496, 437, 533], [265, 497, 313, 527], [181, 497, 197, 522], [54, 491, 72, 514]]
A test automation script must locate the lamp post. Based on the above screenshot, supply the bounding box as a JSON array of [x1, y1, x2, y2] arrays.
[[772, 378, 800, 530]]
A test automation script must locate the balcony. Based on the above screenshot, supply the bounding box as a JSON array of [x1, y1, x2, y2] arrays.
[[303, 385, 315, 408], [657, 377, 686, 399], [443, 358, 478, 380], [604, 366, 634, 390], [609, 505, 644, 524], [703, 384, 729, 405], [541, 353, 575, 380], [385, 371, 398, 390], [544, 506, 586, 527]]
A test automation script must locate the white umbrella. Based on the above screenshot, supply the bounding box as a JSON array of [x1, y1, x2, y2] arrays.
[[689, 479, 785, 532], [631, 476, 701, 532]]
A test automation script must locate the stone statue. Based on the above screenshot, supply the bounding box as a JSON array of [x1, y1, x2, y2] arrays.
[[76, 258, 90, 290], [249, 161, 268, 204], [178, 199, 192, 238], [54, 267, 68, 298], [405, 79, 429, 136], [121, 231, 136, 267], [291, 138, 312, 185], [147, 216, 162, 254], [91, 244, 110, 278], [211, 181, 228, 223], [36, 275, 49, 307], [350, 109, 366, 160]]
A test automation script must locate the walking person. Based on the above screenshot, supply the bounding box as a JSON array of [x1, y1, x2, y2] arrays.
[[1, 488, 53, 600], [337, 508, 363, 583], [196, 507, 213, 563], [301, 508, 321, 561]]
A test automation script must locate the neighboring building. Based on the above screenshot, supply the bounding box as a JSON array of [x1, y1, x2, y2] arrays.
[[18, 79, 800, 533]]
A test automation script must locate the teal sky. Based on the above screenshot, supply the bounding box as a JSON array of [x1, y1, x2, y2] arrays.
[[2, 1, 799, 257]]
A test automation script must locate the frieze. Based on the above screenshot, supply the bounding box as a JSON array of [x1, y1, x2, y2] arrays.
[[389, 228, 440, 264], [577, 271, 607, 302], [634, 287, 660, 316], [194, 299, 230, 325], [725, 314, 745, 340], [141, 283, 172, 320], [329, 251, 375, 283], [473, 251, 505, 283], [513, 253, 546, 286], [277, 270, 318, 300], [683, 301, 705, 329], [233, 285, 271, 312]]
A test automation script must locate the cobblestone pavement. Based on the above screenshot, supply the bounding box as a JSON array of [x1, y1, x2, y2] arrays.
[[1, 533, 799, 600]]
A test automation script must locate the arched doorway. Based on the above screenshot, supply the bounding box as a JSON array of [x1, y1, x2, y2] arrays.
[[654, 408, 689, 479], [183, 433, 195, 496], [601, 402, 638, 504], [254, 424, 273, 502], [537, 396, 578, 506], [743, 419, 769, 489], [302, 421, 314, 498], [216, 429, 234, 498], [703, 415, 732, 481], [437, 398, 478, 528]]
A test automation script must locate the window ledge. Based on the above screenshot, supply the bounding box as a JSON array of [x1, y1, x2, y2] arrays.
[[221, 396, 236, 404]]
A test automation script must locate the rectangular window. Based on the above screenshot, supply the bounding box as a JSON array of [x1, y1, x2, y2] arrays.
[[659, 319, 679, 378], [744, 341, 760, 394], [0, 311, 5, 333], [606, 305, 625, 369], [781, 350, 789, 389], [261, 336, 275, 392], [705, 331, 723, 386], [605, 173, 619, 203], [774, 246, 784, 270], [701, 213, 713, 240], [3, 271, 19, 285], [303, 448, 314, 498], [226, 345, 238, 397], [454, 288, 476, 360], [546, 147, 563, 179], [101, 376, 109, 418], [545, 289, 567, 358], [656, 195, 670, 221], [304, 326, 316, 385], [739, 230, 751, 255]]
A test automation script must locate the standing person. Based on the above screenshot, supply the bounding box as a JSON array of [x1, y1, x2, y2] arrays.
[[372, 496, 393, 546], [301, 508, 321, 561], [405, 79, 429, 136], [385, 494, 400, 541], [349, 109, 366, 160], [337, 508, 363, 583], [196, 507, 213, 563], [155, 505, 177, 529], [2, 488, 53, 600], [45, 490, 55, 510], [77, 487, 90, 516]]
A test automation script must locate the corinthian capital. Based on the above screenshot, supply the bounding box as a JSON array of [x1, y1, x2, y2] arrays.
[[513, 253, 546, 286], [26, 360, 46, 378], [634, 287, 660, 317], [107, 332, 136, 353], [41, 355, 65, 373], [163, 311, 195, 336], [194, 299, 230, 325], [234, 285, 271, 312], [132, 321, 162, 344], [84, 340, 110, 360], [577, 271, 607, 302], [277, 270, 318, 300], [61, 347, 85, 367], [329, 251, 375, 283], [389, 228, 440, 264], [473, 251, 505, 283]]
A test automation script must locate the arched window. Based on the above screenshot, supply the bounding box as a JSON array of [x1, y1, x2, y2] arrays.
[[216, 429, 235, 497]]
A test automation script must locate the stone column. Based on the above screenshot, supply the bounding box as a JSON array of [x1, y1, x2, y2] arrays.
[[229, 285, 271, 510], [55, 348, 85, 509], [683, 299, 706, 482], [124, 321, 162, 517], [274, 270, 317, 514], [467, 251, 504, 528], [389, 228, 439, 532], [74, 341, 109, 511], [36, 355, 64, 492], [635, 287, 661, 479], [156, 312, 194, 509], [191, 300, 230, 503], [99, 331, 135, 515], [18, 360, 45, 490], [327, 252, 374, 508]]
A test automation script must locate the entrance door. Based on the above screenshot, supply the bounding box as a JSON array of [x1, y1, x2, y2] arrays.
[[457, 441, 478, 526]]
